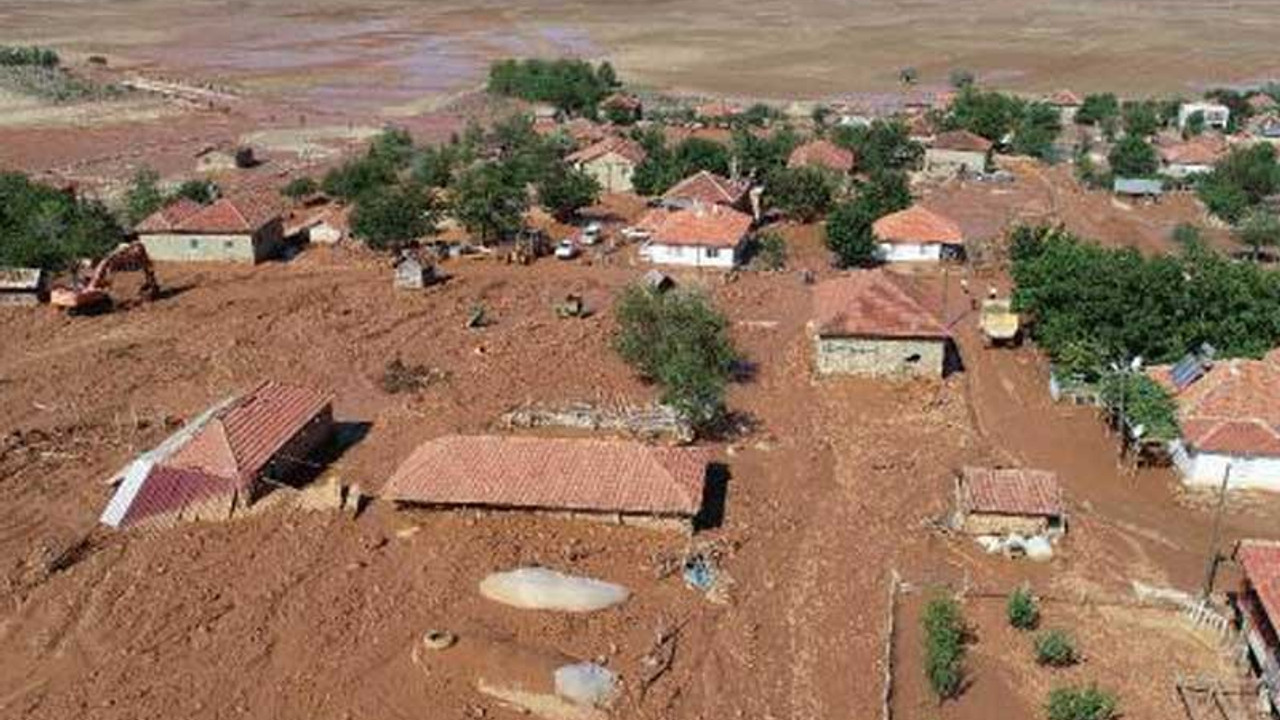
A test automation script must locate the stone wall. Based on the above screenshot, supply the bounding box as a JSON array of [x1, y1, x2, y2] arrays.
[[814, 336, 945, 378]]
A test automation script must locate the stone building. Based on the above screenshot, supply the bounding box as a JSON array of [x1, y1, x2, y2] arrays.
[[566, 136, 648, 194], [952, 467, 1066, 537], [925, 129, 993, 177], [136, 195, 284, 264]]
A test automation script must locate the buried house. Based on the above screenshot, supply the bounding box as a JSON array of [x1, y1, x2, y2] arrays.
[[100, 381, 335, 530], [810, 271, 951, 378], [952, 467, 1066, 537], [381, 435, 711, 531]]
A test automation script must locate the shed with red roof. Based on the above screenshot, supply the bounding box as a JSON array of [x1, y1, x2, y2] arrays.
[[953, 467, 1065, 537], [810, 270, 951, 378], [872, 205, 964, 263], [382, 435, 711, 532], [135, 193, 285, 263]]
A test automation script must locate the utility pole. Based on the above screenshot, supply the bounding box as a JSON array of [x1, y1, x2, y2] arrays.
[[1201, 463, 1233, 601]]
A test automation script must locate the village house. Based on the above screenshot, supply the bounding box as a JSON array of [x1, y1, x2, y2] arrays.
[[381, 435, 711, 532], [1113, 177, 1164, 199], [100, 381, 335, 531], [952, 467, 1066, 537], [287, 203, 350, 245], [872, 205, 964, 263], [810, 270, 951, 378], [565, 136, 647, 194], [136, 195, 285, 263], [0, 267, 47, 307], [637, 203, 753, 269], [1150, 350, 1280, 491], [1231, 539, 1280, 712], [924, 130, 993, 177], [1178, 101, 1231, 131], [787, 139, 856, 175], [393, 251, 437, 290], [1044, 89, 1083, 125], [1158, 134, 1228, 178], [660, 170, 752, 212]]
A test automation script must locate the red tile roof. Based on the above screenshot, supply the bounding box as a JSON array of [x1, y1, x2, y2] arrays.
[[1150, 354, 1280, 457], [695, 100, 744, 119], [873, 205, 964, 245], [135, 198, 204, 233], [932, 130, 994, 153], [167, 381, 334, 486], [1159, 135, 1228, 166], [1045, 89, 1083, 107], [812, 271, 948, 339], [788, 140, 856, 173], [566, 136, 647, 166], [382, 435, 710, 517], [1239, 540, 1280, 626], [1248, 94, 1278, 111], [959, 467, 1064, 517], [662, 170, 750, 206], [645, 203, 753, 248], [118, 465, 235, 529]]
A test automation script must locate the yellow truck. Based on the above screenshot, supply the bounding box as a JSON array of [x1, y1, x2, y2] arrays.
[[979, 298, 1021, 347]]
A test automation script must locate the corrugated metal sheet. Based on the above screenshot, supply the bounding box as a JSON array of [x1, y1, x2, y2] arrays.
[[383, 435, 710, 517]]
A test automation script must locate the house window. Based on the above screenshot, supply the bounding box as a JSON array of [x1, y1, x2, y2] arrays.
[[224, 240, 235, 249], [189, 238, 200, 249], [706, 247, 720, 258]]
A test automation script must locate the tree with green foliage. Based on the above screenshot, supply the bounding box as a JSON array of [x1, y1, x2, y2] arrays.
[[0, 46, 60, 68], [857, 170, 913, 215], [1012, 102, 1063, 161], [450, 162, 529, 243], [732, 125, 800, 179], [124, 167, 166, 226], [174, 178, 220, 205], [1075, 93, 1119, 126], [0, 172, 126, 269], [281, 176, 318, 201], [824, 172, 912, 267], [1238, 209, 1280, 261], [1035, 630, 1078, 667], [1046, 685, 1117, 720], [1107, 135, 1159, 178], [767, 166, 839, 222], [1121, 100, 1162, 137], [536, 164, 600, 221], [1006, 587, 1039, 630], [487, 58, 617, 117], [830, 119, 924, 173], [748, 230, 787, 270], [1184, 110, 1206, 137], [322, 154, 397, 201], [350, 182, 439, 251], [631, 134, 733, 196], [899, 67, 919, 86], [1172, 222, 1203, 250], [946, 87, 1023, 143], [1197, 143, 1280, 223], [674, 137, 731, 177], [949, 68, 976, 89], [614, 285, 739, 434], [922, 595, 966, 701]]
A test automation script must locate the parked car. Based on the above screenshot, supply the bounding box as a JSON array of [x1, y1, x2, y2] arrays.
[[554, 239, 579, 260], [580, 222, 603, 245]]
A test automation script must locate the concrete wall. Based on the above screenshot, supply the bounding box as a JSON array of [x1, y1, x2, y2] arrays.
[[877, 242, 944, 263], [579, 152, 637, 193], [814, 335, 945, 378], [925, 148, 988, 176], [140, 219, 284, 264], [1172, 442, 1280, 491], [641, 240, 741, 268]]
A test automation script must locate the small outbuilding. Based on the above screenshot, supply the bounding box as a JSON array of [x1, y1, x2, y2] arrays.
[[394, 252, 436, 290], [1113, 177, 1164, 199], [925, 130, 992, 177], [953, 466, 1066, 537], [872, 205, 964, 263], [0, 267, 47, 307], [810, 270, 951, 378], [381, 435, 712, 532]]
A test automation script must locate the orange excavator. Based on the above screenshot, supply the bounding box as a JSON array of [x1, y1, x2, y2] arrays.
[[50, 242, 160, 313]]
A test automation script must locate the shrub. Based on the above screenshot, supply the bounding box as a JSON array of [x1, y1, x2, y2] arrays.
[[1107, 136, 1159, 178], [487, 58, 617, 117], [1006, 587, 1039, 630], [922, 595, 966, 700], [767, 166, 838, 222], [281, 177, 318, 200], [1035, 630, 1078, 667], [536, 164, 600, 221], [351, 182, 440, 251], [0, 46, 60, 68], [174, 179, 220, 205], [0, 171, 126, 269], [1045, 685, 1117, 720], [614, 286, 738, 434], [749, 231, 787, 271]]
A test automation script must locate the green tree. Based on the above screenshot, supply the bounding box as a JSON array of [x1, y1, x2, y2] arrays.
[[351, 182, 439, 251], [487, 58, 616, 117], [1107, 135, 1159, 177], [922, 595, 966, 701], [823, 171, 912, 267], [1172, 222, 1203, 250], [450, 162, 529, 243], [174, 178, 220, 205], [537, 164, 600, 221], [1238, 209, 1280, 261], [949, 68, 976, 89], [1012, 102, 1062, 161], [1034, 630, 1078, 667], [674, 137, 731, 177], [1006, 587, 1039, 630], [1197, 143, 1280, 223], [732, 125, 800, 178], [899, 66, 919, 86], [281, 176, 318, 201], [1075, 93, 1119, 126], [322, 154, 397, 201], [0, 172, 126, 269], [124, 167, 165, 225], [767, 166, 838, 222], [1121, 100, 1162, 137], [1046, 685, 1117, 720], [1184, 110, 1206, 137], [946, 87, 1022, 143], [831, 119, 924, 173], [614, 285, 739, 434]]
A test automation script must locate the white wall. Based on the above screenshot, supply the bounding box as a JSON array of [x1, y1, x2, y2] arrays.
[[641, 241, 740, 268], [1164, 163, 1213, 180], [925, 148, 988, 176], [1171, 441, 1280, 491], [878, 242, 943, 263]]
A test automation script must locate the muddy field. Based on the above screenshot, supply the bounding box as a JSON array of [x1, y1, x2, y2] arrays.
[[0, 223, 1276, 719]]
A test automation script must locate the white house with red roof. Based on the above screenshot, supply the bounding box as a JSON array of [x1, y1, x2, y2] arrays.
[[872, 205, 965, 263], [1150, 350, 1280, 490], [136, 194, 285, 263], [1231, 539, 1280, 708], [1044, 89, 1083, 124], [636, 203, 753, 269], [810, 270, 951, 377], [101, 381, 334, 531], [566, 136, 648, 194]]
